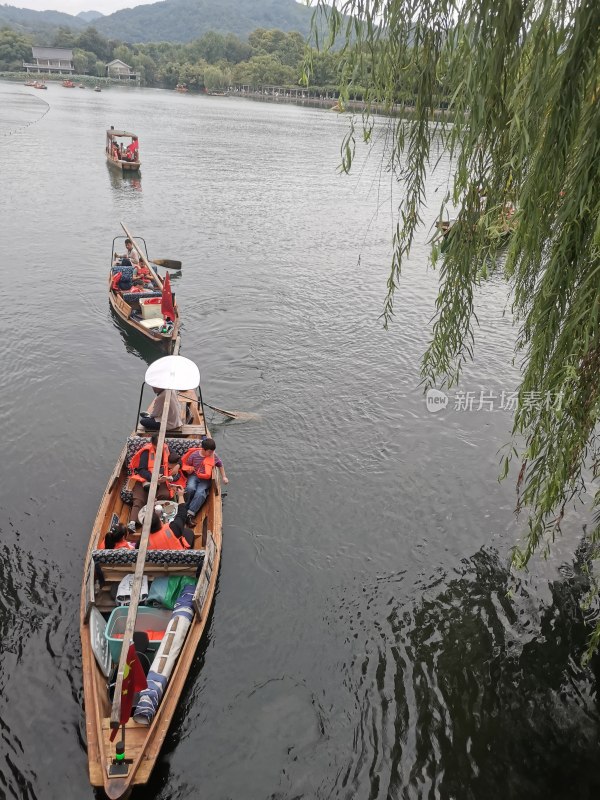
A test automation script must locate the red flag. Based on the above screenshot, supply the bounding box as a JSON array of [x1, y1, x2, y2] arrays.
[[161, 272, 174, 321], [110, 644, 147, 741]]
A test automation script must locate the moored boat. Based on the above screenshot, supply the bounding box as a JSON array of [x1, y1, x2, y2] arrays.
[[109, 223, 180, 349], [106, 127, 141, 172], [175, 83, 188, 93], [94, 86, 102, 92], [33, 81, 47, 89], [80, 354, 223, 799], [63, 79, 75, 87]]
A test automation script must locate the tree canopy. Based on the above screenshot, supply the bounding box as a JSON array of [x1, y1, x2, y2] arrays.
[[312, 0, 600, 646]]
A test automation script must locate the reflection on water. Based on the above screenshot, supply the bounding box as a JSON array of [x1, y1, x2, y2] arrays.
[[106, 162, 142, 192], [327, 545, 600, 800], [1, 80, 599, 800]]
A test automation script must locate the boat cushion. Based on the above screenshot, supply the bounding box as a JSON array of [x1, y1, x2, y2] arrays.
[[126, 436, 205, 464], [122, 291, 162, 304], [92, 549, 205, 566], [112, 265, 135, 279]]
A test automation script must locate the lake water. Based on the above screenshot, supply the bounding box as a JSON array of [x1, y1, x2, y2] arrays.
[[0, 80, 599, 800]]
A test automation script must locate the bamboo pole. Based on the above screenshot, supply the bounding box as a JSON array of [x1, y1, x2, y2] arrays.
[[120, 221, 164, 290], [110, 390, 173, 731]]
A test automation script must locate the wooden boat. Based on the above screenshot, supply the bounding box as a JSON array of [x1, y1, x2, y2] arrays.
[[63, 79, 75, 87], [79, 83, 86, 89], [106, 127, 141, 172], [109, 223, 180, 349], [435, 204, 516, 252], [175, 83, 188, 93], [94, 86, 102, 92], [33, 81, 47, 89], [24, 80, 36, 86], [80, 353, 223, 798]]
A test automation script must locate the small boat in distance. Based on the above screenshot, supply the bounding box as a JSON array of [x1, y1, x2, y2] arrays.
[[24, 79, 36, 86], [63, 79, 75, 88], [109, 223, 180, 349], [94, 86, 102, 92], [175, 83, 188, 93], [80, 354, 222, 799], [106, 127, 141, 172], [79, 83, 86, 89], [32, 81, 47, 89]]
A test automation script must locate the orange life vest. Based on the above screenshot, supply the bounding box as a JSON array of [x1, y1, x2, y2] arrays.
[[129, 443, 174, 498], [115, 539, 135, 550], [181, 450, 216, 481], [147, 522, 188, 550]]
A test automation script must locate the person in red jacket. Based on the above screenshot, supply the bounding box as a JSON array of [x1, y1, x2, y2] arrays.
[[181, 437, 227, 523], [125, 136, 139, 161]]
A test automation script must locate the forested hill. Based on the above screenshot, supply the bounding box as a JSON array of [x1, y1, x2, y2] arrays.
[[0, 0, 315, 42], [94, 0, 314, 43], [0, 4, 86, 33]]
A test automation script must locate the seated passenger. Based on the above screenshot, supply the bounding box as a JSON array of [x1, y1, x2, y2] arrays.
[[140, 386, 183, 431], [129, 435, 180, 527], [125, 136, 139, 162], [181, 438, 228, 523], [113, 238, 140, 266], [104, 523, 135, 550], [142, 486, 194, 550]]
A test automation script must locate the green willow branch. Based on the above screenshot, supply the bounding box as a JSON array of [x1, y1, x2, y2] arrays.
[[309, 0, 600, 653]]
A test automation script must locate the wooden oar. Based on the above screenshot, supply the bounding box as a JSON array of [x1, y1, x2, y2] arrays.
[[110, 389, 173, 734], [151, 259, 182, 270], [204, 402, 261, 422]]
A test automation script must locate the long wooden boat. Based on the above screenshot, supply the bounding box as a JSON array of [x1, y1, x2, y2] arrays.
[[109, 223, 180, 350], [106, 127, 141, 172], [80, 354, 223, 798]]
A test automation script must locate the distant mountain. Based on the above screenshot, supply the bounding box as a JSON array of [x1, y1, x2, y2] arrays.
[[0, 3, 85, 32], [77, 10, 104, 21], [94, 0, 316, 43]]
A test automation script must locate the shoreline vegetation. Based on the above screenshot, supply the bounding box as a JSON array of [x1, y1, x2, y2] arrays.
[[0, 25, 452, 116], [0, 72, 452, 121]]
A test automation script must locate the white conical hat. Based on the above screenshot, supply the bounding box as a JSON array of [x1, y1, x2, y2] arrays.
[[144, 355, 200, 390]]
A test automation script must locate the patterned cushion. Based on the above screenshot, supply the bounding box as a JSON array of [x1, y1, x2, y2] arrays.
[[122, 291, 162, 304], [92, 549, 205, 566], [112, 265, 134, 279], [126, 436, 205, 464]]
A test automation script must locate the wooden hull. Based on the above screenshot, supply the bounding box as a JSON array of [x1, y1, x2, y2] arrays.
[[106, 155, 141, 172], [80, 400, 222, 798], [108, 272, 179, 349]]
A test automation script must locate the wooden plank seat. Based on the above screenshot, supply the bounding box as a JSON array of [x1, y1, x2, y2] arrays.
[[135, 423, 207, 437], [93, 550, 204, 595]]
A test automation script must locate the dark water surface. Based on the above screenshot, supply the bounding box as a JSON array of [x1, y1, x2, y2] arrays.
[[0, 82, 599, 799]]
